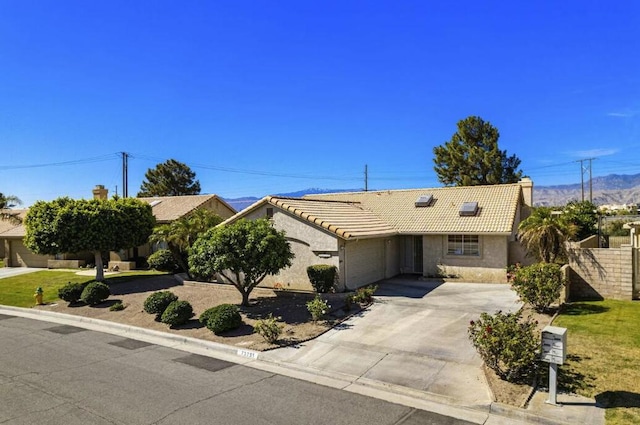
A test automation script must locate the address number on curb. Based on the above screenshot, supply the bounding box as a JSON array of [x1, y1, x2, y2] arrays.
[[237, 349, 259, 360]]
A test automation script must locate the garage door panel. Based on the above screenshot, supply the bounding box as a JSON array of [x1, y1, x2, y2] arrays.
[[346, 239, 385, 287], [10, 240, 49, 267]]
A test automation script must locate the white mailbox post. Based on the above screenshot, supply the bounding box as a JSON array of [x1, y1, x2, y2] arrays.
[[541, 326, 567, 405]]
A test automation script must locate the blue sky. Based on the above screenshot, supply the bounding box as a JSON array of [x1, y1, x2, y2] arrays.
[[2, 1, 639, 206]]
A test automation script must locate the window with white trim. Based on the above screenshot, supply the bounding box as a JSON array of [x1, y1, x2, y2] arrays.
[[447, 235, 479, 256]]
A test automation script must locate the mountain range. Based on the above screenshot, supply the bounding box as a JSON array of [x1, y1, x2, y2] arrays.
[[223, 173, 640, 211]]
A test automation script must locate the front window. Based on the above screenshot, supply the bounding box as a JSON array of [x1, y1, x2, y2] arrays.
[[447, 235, 479, 256]]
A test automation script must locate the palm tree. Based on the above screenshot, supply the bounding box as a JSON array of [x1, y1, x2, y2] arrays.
[[0, 193, 23, 223], [149, 209, 223, 276], [518, 207, 578, 263]]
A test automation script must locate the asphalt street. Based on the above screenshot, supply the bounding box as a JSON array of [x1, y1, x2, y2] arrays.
[[0, 313, 474, 425]]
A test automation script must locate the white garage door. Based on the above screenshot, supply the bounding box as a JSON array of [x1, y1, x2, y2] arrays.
[[10, 240, 49, 268], [346, 238, 385, 288]]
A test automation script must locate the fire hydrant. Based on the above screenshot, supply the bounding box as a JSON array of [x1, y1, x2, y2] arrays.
[[34, 287, 44, 305]]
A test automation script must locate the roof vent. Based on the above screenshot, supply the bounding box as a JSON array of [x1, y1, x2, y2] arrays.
[[415, 194, 433, 207], [149, 200, 162, 207], [459, 202, 479, 216]]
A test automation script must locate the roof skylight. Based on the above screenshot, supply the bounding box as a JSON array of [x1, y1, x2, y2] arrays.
[[415, 194, 433, 207], [459, 202, 479, 216]]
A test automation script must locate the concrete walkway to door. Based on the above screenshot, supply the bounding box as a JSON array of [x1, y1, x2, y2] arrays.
[[260, 276, 522, 410]]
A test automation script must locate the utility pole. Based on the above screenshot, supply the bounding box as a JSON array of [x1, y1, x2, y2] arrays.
[[577, 158, 595, 202], [589, 158, 594, 203], [121, 152, 129, 198], [364, 164, 368, 192]]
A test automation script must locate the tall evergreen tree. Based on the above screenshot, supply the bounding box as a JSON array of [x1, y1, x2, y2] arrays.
[[138, 159, 201, 197], [433, 116, 523, 186]]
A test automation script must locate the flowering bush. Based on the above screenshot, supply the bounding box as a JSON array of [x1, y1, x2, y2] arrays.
[[468, 310, 538, 382], [512, 263, 564, 312], [253, 313, 284, 344], [306, 295, 330, 322]]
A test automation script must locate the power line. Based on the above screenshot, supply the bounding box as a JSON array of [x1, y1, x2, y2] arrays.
[[0, 154, 119, 170]]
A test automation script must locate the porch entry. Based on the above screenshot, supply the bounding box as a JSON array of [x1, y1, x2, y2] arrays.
[[401, 235, 423, 274]]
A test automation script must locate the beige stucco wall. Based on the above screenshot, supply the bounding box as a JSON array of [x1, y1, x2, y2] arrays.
[[423, 234, 509, 282], [245, 205, 341, 291], [567, 246, 635, 300], [385, 236, 401, 278], [344, 238, 386, 290]]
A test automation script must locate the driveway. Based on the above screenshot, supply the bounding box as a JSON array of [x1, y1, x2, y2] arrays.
[[0, 267, 42, 279], [261, 276, 522, 409]]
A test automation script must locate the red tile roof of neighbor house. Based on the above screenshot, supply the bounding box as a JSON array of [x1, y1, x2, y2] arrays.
[[224, 183, 524, 240]]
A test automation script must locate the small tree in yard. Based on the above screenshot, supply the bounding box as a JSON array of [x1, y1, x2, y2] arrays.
[[24, 197, 155, 281], [511, 263, 564, 313], [189, 219, 294, 306]]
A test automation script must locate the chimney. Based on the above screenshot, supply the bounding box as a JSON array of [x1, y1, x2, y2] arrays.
[[519, 177, 533, 207], [92, 185, 108, 200]]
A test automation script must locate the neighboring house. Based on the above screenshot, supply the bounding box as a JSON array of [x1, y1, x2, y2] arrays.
[[0, 186, 236, 268], [112, 192, 236, 268], [224, 178, 533, 291], [0, 209, 46, 267]]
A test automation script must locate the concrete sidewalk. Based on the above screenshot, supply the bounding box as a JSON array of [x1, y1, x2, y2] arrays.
[[0, 278, 605, 425]]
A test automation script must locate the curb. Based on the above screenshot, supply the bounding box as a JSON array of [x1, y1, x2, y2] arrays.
[[0, 305, 563, 425]]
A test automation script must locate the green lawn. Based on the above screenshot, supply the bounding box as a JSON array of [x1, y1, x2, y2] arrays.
[[553, 300, 640, 425], [0, 269, 165, 307]]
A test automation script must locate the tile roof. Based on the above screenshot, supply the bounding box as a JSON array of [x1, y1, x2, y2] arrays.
[[305, 184, 523, 235], [265, 196, 397, 239], [138, 194, 231, 223]]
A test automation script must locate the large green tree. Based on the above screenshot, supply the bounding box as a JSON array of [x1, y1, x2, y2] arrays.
[[518, 207, 577, 263], [24, 197, 155, 281], [189, 219, 294, 306], [149, 208, 223, 277], [138, 159, 201, 197], [562, 200, 597, 241], [433, 116, 523, 186]]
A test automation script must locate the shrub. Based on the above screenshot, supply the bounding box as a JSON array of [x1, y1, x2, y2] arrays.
[[109, 301, 125, 311], [468, 310, 538, 382], [147, 249, 178, 272], [306, 265, 337, 293], [58, 281, 88, 304], [80, 281, 111, 305], [344, 294, 355, 311], [353, 284, 378, 304], [253, 313, 284, 344], [512, 263, 564, 312], [202, 304, 242, 334], [161, 300, 194, 327], [143, 291, 179, 318], [306, 295, 330, 322]]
